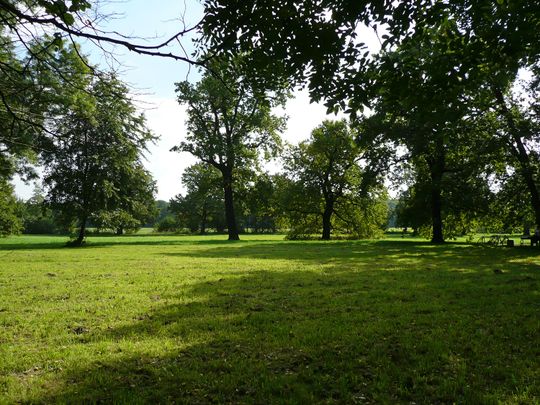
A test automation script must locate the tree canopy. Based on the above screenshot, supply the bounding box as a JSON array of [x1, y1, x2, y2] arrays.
[[41, 68, 156, 245], [282, 120, 387, 240], [201, 1, 539, 107]]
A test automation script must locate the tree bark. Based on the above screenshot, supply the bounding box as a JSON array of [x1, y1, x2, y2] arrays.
[[430, 182, 444, 243], [428, 147, 445, 244], [75, 216, 87, 246], [321, 199, 334, 240], [200, 202, 207, 235], [222, 170, 240, 240], [493, 87, 540, 228]]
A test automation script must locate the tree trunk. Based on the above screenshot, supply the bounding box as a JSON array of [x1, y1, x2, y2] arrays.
[[116, 227, 123, 235], [321, 199, 334, 240], [520, 166, 540, 228], [493, 87, 540, 228], [75, 217, 87, 246], [430, 183, 444, 243], [200, 202, 207, 235], [429, 148, 445, 244], [222, 170, 240, 240]]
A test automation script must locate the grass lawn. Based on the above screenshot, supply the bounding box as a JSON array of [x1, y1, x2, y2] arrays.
[[0, 234, 539, 403]]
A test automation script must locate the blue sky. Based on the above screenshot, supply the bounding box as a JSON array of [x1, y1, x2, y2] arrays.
[[89, 0, 204, 98], [15, 1, 378, 201]]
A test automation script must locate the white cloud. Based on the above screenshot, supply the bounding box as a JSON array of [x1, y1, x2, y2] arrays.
[[12, 176, 35, 200], [140, 96, 195, 201], [279, 89, 346, 145]]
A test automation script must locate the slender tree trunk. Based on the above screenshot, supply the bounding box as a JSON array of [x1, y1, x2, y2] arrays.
[[430, 183, 444, 243], [75, 217, 87, 246], [200, 202, 207, 235], [116, 227, 123, 235], [222, 170, 240, 240], [321, 199, 334, 240], [493, 87, 540, 228], [429, 148, 445, 244], [520, 166, 540, 228]]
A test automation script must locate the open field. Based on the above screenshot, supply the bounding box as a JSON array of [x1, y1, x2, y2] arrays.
[[0, 234, 539, 403]]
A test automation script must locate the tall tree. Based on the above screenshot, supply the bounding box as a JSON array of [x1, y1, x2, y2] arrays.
[[173, 62, 286, 240], [490, 79, 540, 229], [41, 72, 155, 245], [361, 20, 505, 242]]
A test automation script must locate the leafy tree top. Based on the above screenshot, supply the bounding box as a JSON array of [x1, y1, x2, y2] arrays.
[[173, 61, 287, 173]]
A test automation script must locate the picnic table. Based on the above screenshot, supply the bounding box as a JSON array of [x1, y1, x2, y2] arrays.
[[488, 235, 509, 246], [477, 234, 539, 247]]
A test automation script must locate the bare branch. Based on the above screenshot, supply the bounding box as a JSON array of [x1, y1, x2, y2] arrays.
[[0, 0, 207, 65]]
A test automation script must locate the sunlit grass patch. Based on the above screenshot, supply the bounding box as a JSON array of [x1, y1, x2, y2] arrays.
[[0, 234, 539, 403]]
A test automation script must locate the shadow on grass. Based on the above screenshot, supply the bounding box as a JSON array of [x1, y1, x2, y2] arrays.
[[158, 239, 540, 272], [3, 233, 540, 254], [32, 245, 539, 403], [0, 235, 243, 251]]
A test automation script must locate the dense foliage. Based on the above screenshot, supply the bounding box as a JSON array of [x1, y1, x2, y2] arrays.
[[0, 180, 22, 236], [39, 60, 156, 245], [1, 1, 539, 244], [281, 120, 387, 240]]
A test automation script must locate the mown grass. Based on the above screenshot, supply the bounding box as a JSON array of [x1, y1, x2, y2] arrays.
[[0, 234, 539, 404]]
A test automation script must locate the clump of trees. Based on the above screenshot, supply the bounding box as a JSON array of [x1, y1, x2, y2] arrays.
[[200, 0, 540, 243], [17, 186, 60, 235], [0, 36, 157, 244], [0, 181, 22, 237], [168, 120, 388, 240], [281, 120, 387, 240], [2, 1, 539, 244], [169, 163, 225, 234], [163, 167, 280, 235]]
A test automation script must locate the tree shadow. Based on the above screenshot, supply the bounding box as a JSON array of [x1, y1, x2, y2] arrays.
[[0, 235, 246, 251], [159, 239, 540, 272], [4, 233, 539, 254], [32, 250, 539, 403], [0, 241, 65, 250]]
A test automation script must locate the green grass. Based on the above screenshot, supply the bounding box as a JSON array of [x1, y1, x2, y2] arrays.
[[0, 234, 539, 404]]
